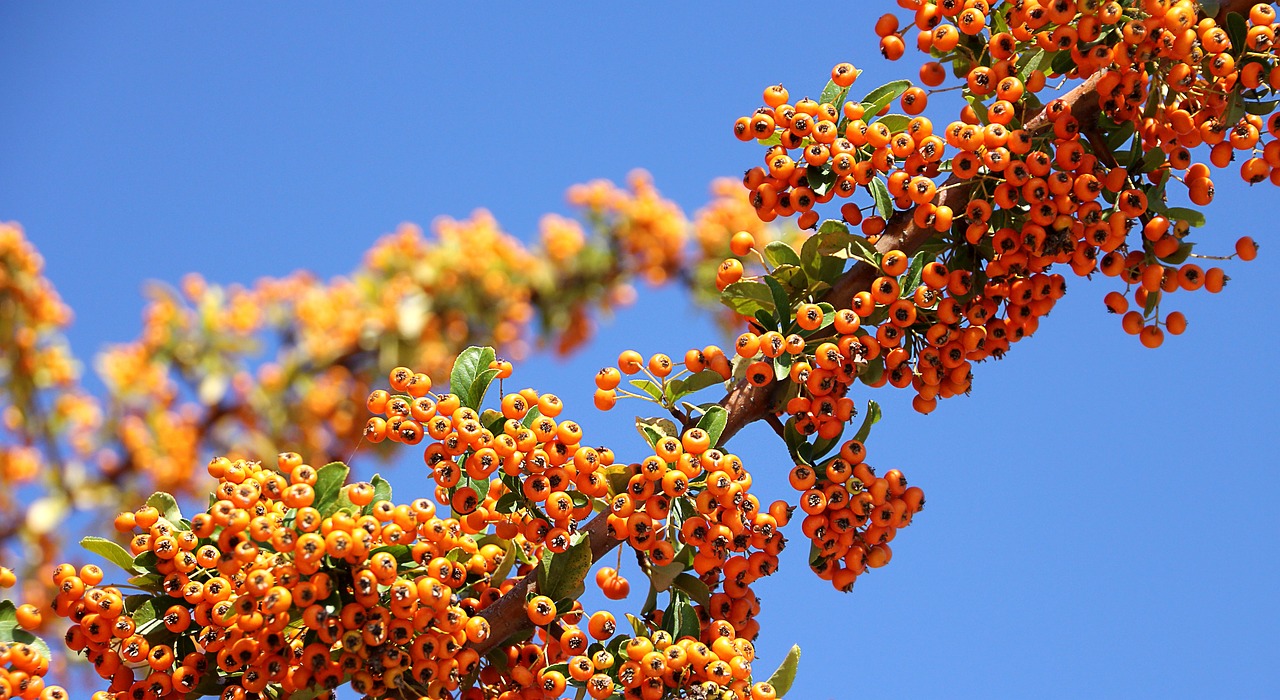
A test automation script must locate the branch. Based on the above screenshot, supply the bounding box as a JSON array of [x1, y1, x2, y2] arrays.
[[476, 510, 618, 654], [469, 12, 1233, 651]]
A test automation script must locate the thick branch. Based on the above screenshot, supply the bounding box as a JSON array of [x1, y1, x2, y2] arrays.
[[470, 13, 1239, 650], [477, 511, 618, 654]]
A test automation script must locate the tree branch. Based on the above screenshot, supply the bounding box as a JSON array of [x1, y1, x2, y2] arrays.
[[469, 8, 1245, 649]]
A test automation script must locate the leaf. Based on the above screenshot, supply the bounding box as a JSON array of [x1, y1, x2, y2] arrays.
[[601, 464, 631, 499], [370, 474, 393, 507], [821, 72, 859, 106], [964, 94, 990, 125], [132, 599, 157, 627], [1143, 289, 1161, 318], [144, 492, 182, 525], [313, 461, 350, 516], [1105, 120, 1137, 152], [767, 644, 802, 697], [1161, 242, 1194, 265], [806, 164, 837, 198], [1141, 147, 1166, 173], [671, 572, 712, 606], [665, 370, 726, 404], [489, 538, 517, 584], [471, 367, 501, 410], [697, 406, 729, 449], [1199, 0, 1221, 17], [900, 253, 927, 297], [494, 492, 521, 515], [765, 275, 793, 331], [636, 417, 679, 447], [720, 280, 775, 317], [859, 79, 912, 118], [0, 604, 51, 660], [81, 536, 142, 574], [764, 241, 801, 268], [538, 534, 593, 601], [1165, 207, 1206, 228], [1226, 11, 1247, 57], [1224, 88, 1246, 127], [126, 573, 164, 591], [647, 557, 686, 593], [626, 613, 650, 638], [852, 400, 882, 443], [869, 177, 893, 220], [468, 476, 491, 504], [630, 379, 664, 402], [1017, 48, 1047, 81], [450, 345, 496, 410], [661, 590, 700, 641], [874, 113, 911, 134], [771, 264, 808, 295], [1245, 98, 1280, 115]]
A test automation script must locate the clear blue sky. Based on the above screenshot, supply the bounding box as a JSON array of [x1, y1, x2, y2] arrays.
[[3, 3, 1277, 698]]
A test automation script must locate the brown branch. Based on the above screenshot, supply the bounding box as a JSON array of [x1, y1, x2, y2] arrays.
[[476, 510, 617, 653], [469, 5, 1245, 650]]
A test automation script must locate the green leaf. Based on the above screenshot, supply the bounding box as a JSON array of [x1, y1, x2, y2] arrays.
[[1224, 88, 1246, 127], [636, 417, 679, 447], [1160, 242, 1194, 265], [821, 71, 859, 107], [471, 367, 501, 410], [1200, 0, 1222, 17], [1049, 49, 1075, 76], [370, 474, 392, 508], [665, 370, 726, 404], [126, 573, 164, 591], [874, 113, 911, 134], [313, 461, 350, 516], [767, 645, 802, 697], [81, 536, 143, 574], [1142, 147, 1166, 173], [601, 464, 631, 499], [869, 177, 893, 220], [538, 534, 593, 601], [900, 252, 927, 297], [1105, 121, 1137, 152], [1245, 98, 1280, 116], [647, 557, 686, 593], [1017, 48, 1047, 81], [756, 132, 782, 147], [494, 492, 521, 515], [145, 492, 182, 525], [671, 572, 712, 606], [964, 94, 990, 125], [1143, 288, 1161, 318], [0, 603, 52, 660], [450, 345, 497, 410], [1226, 11, 1247, 57], [765, 275, 793, 330], [764, 241, 802, 268], [630, 379, 663, 402], [490, 538, 517, 584], [662, 590, 700, 641], [860, 79, 912, 118], [1165, 207, 1206, 228], [626, 613, 650, 638], [697, 405, 729, 448], [132, 599, 157, 627], [853, 400, 882, 443], [720, 280, 775, 317], [771, 264, 808, 296]]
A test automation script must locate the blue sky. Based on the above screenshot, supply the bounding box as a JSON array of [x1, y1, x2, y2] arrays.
[[3, 3, 1278, 698]]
